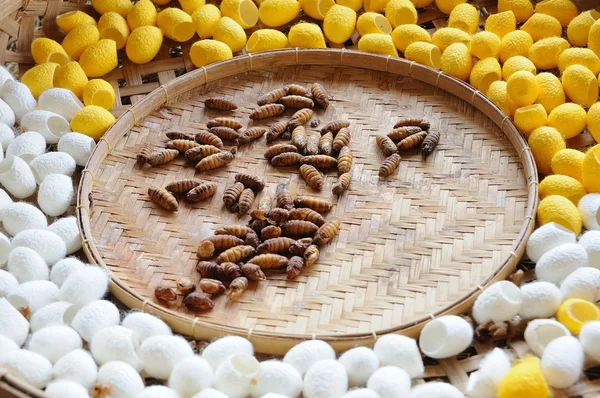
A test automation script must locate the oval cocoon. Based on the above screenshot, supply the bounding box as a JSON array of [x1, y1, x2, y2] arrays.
[[30, 301, 71, 332], [519, 281, 562, 319], [7, 247, 49, 283], [408, 382, 464, 398], [97, 361, 144, 398], [168, 356, 214, 398], [0, 81, 37, 123], [246, 29, 288, 53], [38, 173, 74, 217], [53, 348, 98, 389], [303, 359, 348, 398], [38, 88, 84, 121], [0, 123, 15, 151], [213, 353, 260, 398], [0, 349, 53, 388], [367, 366, 411, 398], [3, 202, 48, 237], [66, 299, 120, 342], [0, 99, 15, 126], [472, 280, 522, 324], [373, 334, 423, 378], [60, 266, 108, 306], [560, 266, 600, 302], [524, 318, 571, 357], [48, 216, 82, 255], [419, 315, 473, 358], [140, 335, 194, 379], [122, 311, 172, 342], [579, 230, 600, 268], [28, 325, 82, 364], [465, 348, 511, 398], [338, 346, 379, 386], [323, 5, 357, 44], [580, 321, 600, 362], [50, 257, 86, 287], [526, 222, 576, 262], [251, 360, 303, 398], [259, 0, 300, 27], [578, 193, 600, 230], [6, 131, 46, 163], [0, 269, 18, 298], [58, 132, 97, 166], [8, 280, 59, 315], [21, 110, 71, 145], [29, 152, 76, 183], [126, 26, 163, 64], [202, 335, 254, 370], [0, 334, 20, 363], [0, 297, 29, 346], [91, 325, 142, 370], [0, 156, 37, 199], [535, 242, 587, 283], [45, 380, 90, 398], [12, 229, 67, 265], [283, 339, 336, 375], [541, 335, 584, 388]]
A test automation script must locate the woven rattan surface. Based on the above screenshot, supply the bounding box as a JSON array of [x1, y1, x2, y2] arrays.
[[77, 50, 537, 354]]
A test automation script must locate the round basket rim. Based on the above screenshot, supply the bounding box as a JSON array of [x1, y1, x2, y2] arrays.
[[76, 48, 539, 354]]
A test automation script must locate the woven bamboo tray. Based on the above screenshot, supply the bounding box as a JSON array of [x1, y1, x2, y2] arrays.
[[76, 49, 536, 355]]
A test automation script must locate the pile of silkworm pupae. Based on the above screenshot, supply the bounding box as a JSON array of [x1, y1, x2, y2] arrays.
[[375, 118, 441, 177]]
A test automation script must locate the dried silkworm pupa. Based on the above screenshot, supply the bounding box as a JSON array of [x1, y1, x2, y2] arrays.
[[240, 127, 267, 144], [136, 143, 153, 166], [257, 237, 296, 254], [249, 253, 289, 269], [238, 188, 255, 215], [195, 131, 224, 149], [396, 131, 428, 151], [304, 244, 320, 266], [146, 149, 179, 166], [279, 95, 314, 109], [235, 173, 266, 192], [289, 237, 313, 256], [196, 261, 228, 281], [282, 220, 319, 237], [286, 256, 305, 279], [184, 292, 214, 311], [177, 277, 196, 294], [337, 146, 353, 175], [209, 126, 241, 141], [223, 182, 245, 209], [288, 108, 313, 129], [421, 129, 440, 158], [216, 245, 255, 264], [313, 219, 341, 246], [266, 120, 289, 142], [166, 139, 199, 152], [227, 277, 248, 301], [267, 207, 289, 224], [251, 196, 271, 220], [264, 144, 298, 160], [166, 130, 195, 141], [241, 263, 266, 281], [214, 225, 253, 238], [271, 152, 303, 167], [195, 150, 234, 171], [186, 182, 218, 202], [332, 172, 351, 195], [288, 208, 325, 226], [261, 225, 281, 239], [148, 186, 178, 211], [319, 132, 333, 155], [301, 154, 337, 170], [293, 196, 332, 213], [379, 153, 401, 177], [250, 104, 286, 120], [299, 164, 324, 190], [199, 279, 226, 295], [155, 285, 177, 302], [185, 145, 221, 162], [222, 262, 243, 280], [332, 127, 351, 152], [257, 87, 288, 106], [387, 126, 422, 142], [165, 179, 201, 193], [205, 97, 237, 111], [207, 117, 243, 130], [249, 219, 269, 235], [202, 234, 245, 254], [286, 84, 310, 96], [321, 120, 349, 135], [245, 230, 261, 248], [375, 135, 397, 156], [394, 117, 430, 130], [311, 83, 329, 108], [305, 134, 320, 155], [292, 126, 307, 150], [275, 183, 293, 210]]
